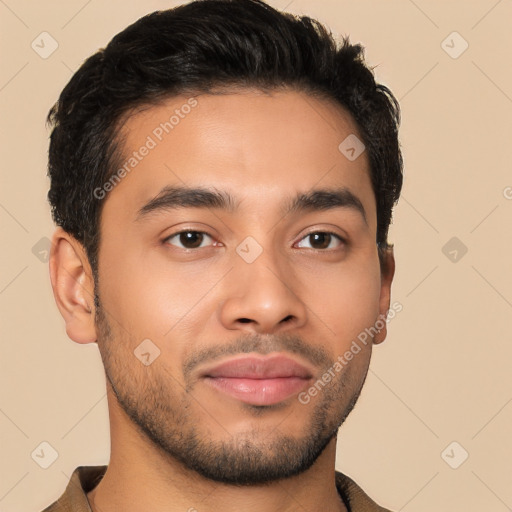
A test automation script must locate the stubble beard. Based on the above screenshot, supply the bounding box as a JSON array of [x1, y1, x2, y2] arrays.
[[94, 299, 370, 486]]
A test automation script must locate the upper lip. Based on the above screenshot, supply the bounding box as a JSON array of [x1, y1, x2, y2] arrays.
[[200, 354, 314, 379]]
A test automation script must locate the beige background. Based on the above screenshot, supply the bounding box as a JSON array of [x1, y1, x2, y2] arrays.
[[1, 1, 511, 510]]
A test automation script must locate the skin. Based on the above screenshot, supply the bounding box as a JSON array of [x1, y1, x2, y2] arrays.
[[50, 89, 395, 512]]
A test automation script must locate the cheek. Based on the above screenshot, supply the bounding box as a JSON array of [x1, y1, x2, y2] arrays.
[[98, 241, 219, 348], [305, 256, 382, 345]]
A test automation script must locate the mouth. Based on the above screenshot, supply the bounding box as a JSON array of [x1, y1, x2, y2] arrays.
[[200, 354, 314, 406]]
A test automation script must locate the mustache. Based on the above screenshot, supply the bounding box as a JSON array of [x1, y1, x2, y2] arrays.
[[182, 332, 332, 378]]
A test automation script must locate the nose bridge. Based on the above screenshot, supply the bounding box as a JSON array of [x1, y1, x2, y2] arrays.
[[239, 244, 289, 300], [219, 237, 307, 333]]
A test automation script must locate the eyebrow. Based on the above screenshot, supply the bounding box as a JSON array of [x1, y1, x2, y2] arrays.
[[136, 186, 237, 220], [285, 188, 367, 224], [136, 185, 367, 224]]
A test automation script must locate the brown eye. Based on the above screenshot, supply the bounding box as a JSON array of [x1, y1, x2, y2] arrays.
[[296, 232, 343, 250], [165, 231, 213, 249]]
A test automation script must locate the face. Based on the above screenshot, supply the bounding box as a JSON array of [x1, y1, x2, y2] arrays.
[[92, 89, 392, 484]]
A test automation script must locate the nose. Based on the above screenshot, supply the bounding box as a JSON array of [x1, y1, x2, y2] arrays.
[[218, 252, 308, 335]]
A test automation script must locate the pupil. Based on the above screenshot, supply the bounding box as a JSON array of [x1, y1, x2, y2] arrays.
[[311, 233, 329, 249], [181, 232, 202, 248]]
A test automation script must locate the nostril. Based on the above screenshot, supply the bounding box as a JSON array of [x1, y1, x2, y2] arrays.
[[238, 318, 252, 323], [280, 315, 294, 324]]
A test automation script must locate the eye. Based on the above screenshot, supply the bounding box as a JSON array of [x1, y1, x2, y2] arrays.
[[296, 231, 345, 250], [164, 230, 215, 249]]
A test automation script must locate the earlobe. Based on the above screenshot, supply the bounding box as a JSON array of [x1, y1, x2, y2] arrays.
[[373, 246, 395, 345], [49, 228, 97, 344]]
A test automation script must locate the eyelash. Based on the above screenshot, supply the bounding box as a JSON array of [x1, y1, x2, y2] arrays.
[[163, 230, 346, 251]]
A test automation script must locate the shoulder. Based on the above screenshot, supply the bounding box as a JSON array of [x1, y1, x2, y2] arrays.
[[335, 470, 394, 512], [39, 465, 107, 512]]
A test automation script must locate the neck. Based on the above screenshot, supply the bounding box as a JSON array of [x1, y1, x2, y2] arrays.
[[87, 392, 347, 512]]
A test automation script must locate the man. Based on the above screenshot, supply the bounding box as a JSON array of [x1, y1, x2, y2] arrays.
[[43, 0, 403, 510]]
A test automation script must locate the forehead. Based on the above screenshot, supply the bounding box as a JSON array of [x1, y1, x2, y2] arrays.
[[103, 89, 376, 225]]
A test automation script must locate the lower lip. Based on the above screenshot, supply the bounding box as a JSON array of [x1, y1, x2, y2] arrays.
[[204, 376, 311, 406]]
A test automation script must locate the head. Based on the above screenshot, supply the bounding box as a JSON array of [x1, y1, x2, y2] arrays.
[[48, 0, 402, 485]]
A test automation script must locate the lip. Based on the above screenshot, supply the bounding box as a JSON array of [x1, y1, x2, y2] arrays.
[[200, 354, 314, 406]]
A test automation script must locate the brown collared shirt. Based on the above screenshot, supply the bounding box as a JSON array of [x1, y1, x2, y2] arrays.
[[41, 465, 393, 512]]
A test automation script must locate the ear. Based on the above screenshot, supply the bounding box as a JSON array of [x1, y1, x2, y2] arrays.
[[373, 246, 395, 345], [49, 228, 97, 344]]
